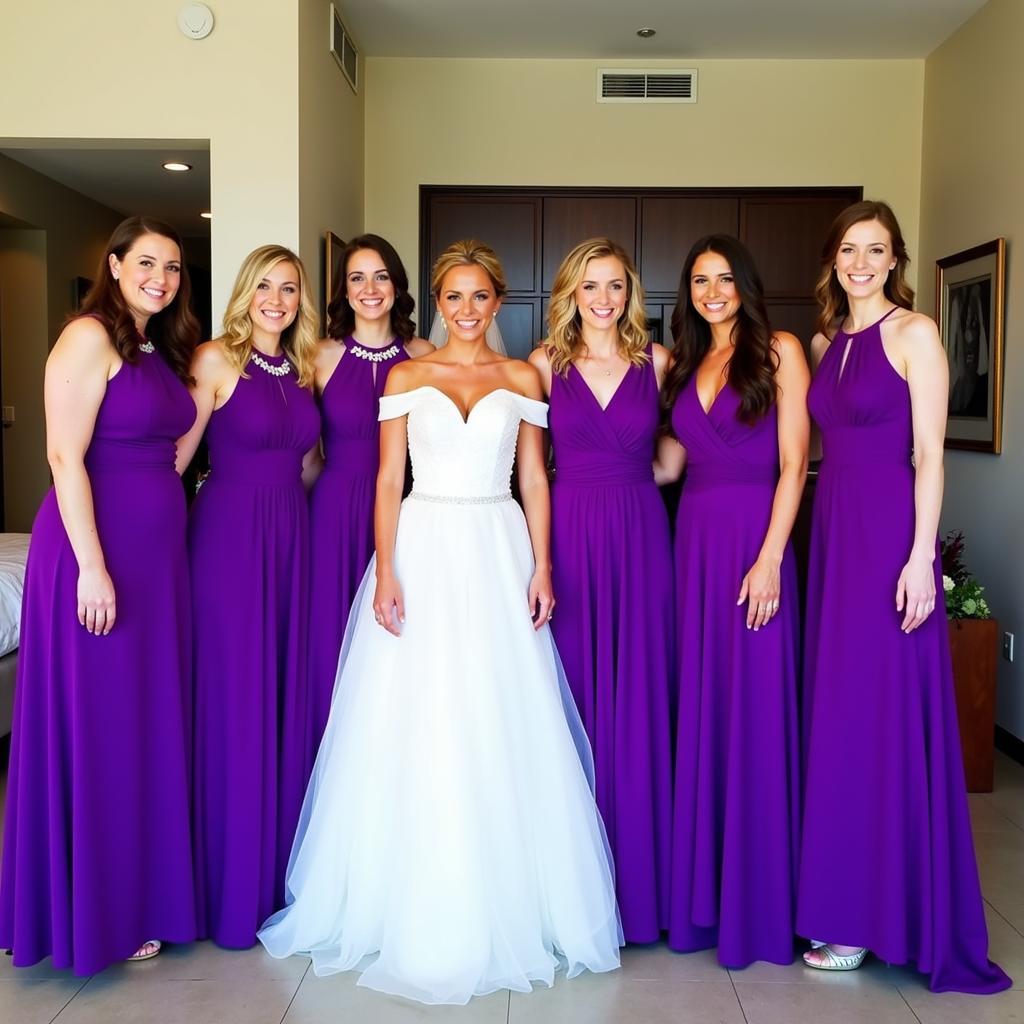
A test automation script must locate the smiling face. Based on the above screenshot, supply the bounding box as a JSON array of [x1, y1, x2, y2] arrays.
[[833, 218, 897, 300], [108, 232, 181, 328], [436, 264, 501, 344], [690, 250, 741, 328], [574, 255, 627, 333], [345, 247, 395, 325], [248, 260, 300, 347]]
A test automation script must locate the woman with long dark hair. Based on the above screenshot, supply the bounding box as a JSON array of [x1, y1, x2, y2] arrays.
[[528, 237, 673, 943], [176, 245, 321, 949], [797, 201, 1009, 992], [308, 235, 431, 743], [656, 234, 808, 967], [0, 216, 200, 970]]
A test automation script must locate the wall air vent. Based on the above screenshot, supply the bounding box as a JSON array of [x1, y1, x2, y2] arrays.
[[329, 3, 359, 94], [597, 68, 697, 104]]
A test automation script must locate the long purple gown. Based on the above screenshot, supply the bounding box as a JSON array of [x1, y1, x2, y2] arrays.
[[0, 341, 197, 973], [189, 350, 320, 949], [308, 338, 408, 742], [797, 309, 1010, 993], [668, 378, 800, 967], [548, 347, 673, 943]]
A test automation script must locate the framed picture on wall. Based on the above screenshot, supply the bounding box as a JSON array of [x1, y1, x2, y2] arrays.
[[323, 231, 345, 336], [936, 237, 1006, 453]]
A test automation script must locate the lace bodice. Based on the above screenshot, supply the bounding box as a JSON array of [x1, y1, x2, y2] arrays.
[[378, 386, 548, 498]]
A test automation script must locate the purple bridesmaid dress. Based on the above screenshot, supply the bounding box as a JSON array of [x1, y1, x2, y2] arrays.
[[307, 338, 408, 743], [0, 342, 197, 973], [668, 378, 800, 967], [189, 350, 320, 948], [797, 308, 1009, 993], [548, 346, 673, 943]]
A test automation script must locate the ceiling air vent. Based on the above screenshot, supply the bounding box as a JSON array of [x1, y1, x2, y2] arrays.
[[598, 68, 697, 104], [329, 3, 359, 94]]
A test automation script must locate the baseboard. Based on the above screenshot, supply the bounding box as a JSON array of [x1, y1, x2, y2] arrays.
[[995, 725, 1024, 767]]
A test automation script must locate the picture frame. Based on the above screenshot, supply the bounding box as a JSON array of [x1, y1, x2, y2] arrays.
[[936, 237, 1006, 453], [323, 231, 345, 336]]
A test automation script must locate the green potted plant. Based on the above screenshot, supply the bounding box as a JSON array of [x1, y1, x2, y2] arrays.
[[941, 530, 998, 792]]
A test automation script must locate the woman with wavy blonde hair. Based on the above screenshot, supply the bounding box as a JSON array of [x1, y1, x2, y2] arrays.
[[177, 245, 322, 949], [529, 238, 673, 943]]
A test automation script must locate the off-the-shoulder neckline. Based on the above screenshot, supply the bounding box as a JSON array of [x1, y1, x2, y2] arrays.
[[383, 385, 546, 425]]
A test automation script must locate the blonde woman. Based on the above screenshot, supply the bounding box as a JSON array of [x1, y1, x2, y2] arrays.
[[528, 238, 672, 943], [177, 245, 321, 949], [259, 241, 621, 1004]]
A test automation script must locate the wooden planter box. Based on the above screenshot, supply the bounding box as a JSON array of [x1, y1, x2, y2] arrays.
[[949, 618, 998, 793]]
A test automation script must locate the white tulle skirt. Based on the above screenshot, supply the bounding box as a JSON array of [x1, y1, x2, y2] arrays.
[[258, 495, 622, 1004]]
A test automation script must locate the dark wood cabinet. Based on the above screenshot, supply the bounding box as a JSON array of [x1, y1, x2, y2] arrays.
[[420, 185, 862, 355]]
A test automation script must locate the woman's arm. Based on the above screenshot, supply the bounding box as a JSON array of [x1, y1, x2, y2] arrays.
[[807, 331, 830, 462], [301, 443, 323, 490], [44, 317, 119, 635], [371, 364, 416, 636], [654, 434, 687, 485], [175, 341, 231, 474], [739, 333, 810, 630], [895, 314, 948, 633]]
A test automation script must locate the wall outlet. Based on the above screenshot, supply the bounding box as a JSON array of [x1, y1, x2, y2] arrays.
[[1003, 632, 1015, 663]]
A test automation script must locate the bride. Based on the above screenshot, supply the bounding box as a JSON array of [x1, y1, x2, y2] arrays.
[[258, 240, 622, 1004]]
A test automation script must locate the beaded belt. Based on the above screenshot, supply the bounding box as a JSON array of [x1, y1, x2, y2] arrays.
[[409, 491, 512, 505]]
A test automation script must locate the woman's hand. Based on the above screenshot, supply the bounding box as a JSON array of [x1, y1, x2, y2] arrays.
[[529, 567, 555, 631], [373, 570, 405, 636], [738, 555, 781, 631], [896, 554, 936, 633], [78, 565, 116, 635]]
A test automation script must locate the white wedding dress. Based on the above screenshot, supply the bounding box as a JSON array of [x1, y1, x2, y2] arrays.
[[258, 386, 622, 1005]]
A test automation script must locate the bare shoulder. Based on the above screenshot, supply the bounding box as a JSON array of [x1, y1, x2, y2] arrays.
[[53, 315, 116, 359], [192, 339, 232, 371], [383, 357, 422, 394], [405, 337, 434, 358], [809, 331, 831, 364], [771, 331, 808, 365], [504, 357, 544, 400], [889, 309, 940, 347], [527, 344, 551, 371], [650, 342, 672, 372], [315, 336, 341, 368]]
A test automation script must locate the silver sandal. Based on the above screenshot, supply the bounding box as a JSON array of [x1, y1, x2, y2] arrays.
[[802, 944, 867, 971]]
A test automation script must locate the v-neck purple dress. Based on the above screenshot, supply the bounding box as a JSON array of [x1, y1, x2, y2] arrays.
[[308, 338, 409, 744], [0, 341, 197, 973], [668, 377, 800, 968], [189, 350, 321, 949], [548, 346, 673, 943], [797, 309, 1009, 993]]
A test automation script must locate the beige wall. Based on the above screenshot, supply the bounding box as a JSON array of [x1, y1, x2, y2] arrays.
[[920, 0, 1024, 738], [364, 57, 925, 317], [0, 155, 123, 530], [298, 0, 365, 322], [0, 0, 301, 329]]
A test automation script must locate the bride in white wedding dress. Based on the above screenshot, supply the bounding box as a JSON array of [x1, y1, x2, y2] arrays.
[[258, 241, 622, 1004]]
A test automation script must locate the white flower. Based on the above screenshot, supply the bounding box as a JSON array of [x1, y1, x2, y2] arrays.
[[943, 575, 955, 593]]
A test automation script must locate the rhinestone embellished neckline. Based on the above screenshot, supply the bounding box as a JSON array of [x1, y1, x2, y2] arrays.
[[348, 340, 401, 363], [138, 340, 155, 354], [251, 352, 292, 377]]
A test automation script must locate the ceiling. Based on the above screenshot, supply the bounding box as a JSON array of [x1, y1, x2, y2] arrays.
[[0, 140, 211, 238], [340, 0, 987, 59]]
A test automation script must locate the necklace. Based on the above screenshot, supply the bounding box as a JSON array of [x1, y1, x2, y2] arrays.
[[251, 352, 292, 377], [349, 340, 400, 363], [138, 340, 155, 354]]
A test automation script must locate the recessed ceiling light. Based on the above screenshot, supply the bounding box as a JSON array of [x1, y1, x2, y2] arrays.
[[637, 27, 656, 39], [163, 161, 193, 172], [200, 211, 212, 220]]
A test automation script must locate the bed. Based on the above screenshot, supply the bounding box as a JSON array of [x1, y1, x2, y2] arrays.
[[0, 533, 29, 738]]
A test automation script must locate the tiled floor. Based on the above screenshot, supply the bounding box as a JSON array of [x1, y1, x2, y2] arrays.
[[3, 753, 1024, 1023]]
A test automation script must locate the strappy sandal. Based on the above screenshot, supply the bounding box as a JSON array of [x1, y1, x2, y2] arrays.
[[802, 944, 867, 971], [127, 939, 162, 962]]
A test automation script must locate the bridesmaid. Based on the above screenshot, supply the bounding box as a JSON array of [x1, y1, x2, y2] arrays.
[[797, 201, 1009, 993], [529, 237, 672, 943], [656, 235, 807, 967], [177, 245, 321, 949], [309, 235, 432, 743], [0, 216, 199, 970]]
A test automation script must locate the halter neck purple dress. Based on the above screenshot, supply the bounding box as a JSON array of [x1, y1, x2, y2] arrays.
[[797, 307, 1009, 993], [548, 346, 673, 943], [0, 338, 197, 973], [189, 349, 320, 948], [668, 376, 800, 967], [308, 338, 408, 743]]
